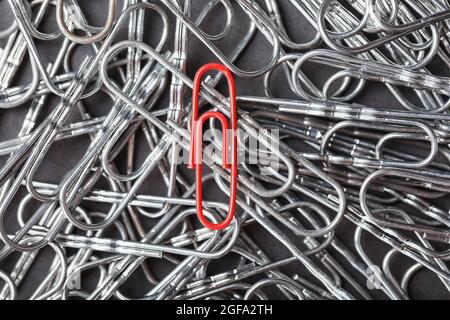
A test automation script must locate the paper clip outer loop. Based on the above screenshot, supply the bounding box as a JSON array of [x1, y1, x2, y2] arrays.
[[189, 63, 237, 230]]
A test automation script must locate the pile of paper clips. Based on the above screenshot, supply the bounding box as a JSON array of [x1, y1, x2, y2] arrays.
[[1, 0, 450, 300]]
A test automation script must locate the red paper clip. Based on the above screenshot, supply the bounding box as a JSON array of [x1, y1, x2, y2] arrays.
[[188, 63, 237, 230]]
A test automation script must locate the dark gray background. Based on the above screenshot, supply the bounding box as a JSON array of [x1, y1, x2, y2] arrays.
[[0, 0, 448, 299]]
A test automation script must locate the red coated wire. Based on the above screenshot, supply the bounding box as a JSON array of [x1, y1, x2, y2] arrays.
[[188, 63, 237, 230]]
